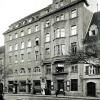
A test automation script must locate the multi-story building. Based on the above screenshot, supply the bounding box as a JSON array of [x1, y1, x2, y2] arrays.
[[0, 46, 5, 93], [83, 11, 100, 97], [3, 0, 99, 97]]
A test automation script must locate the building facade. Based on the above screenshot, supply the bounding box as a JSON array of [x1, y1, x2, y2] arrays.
[[83, 12, 100, 97], [0, 46, 5, 94], [3, 0, 99, 97]]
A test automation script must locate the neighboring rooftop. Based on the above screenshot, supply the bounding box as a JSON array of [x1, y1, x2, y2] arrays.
[[84, 11, 100, 43]]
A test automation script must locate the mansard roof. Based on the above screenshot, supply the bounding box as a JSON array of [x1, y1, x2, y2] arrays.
[[3, 0, 88, 35]]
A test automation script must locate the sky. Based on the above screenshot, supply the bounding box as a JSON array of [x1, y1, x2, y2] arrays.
[[0, 0, 100, 46]]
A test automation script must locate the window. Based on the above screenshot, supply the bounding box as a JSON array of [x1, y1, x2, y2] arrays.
[[85, 65, 95, 75], [55, 28, 65, 38], [56, 64, 64, 73], [60, 0, 64, 6], [35, 37, 39, 45], [34, 80, 40, 86], [27, 40, 31, 47], [28, 68, 31, 73], [61, 28, 65, 37], [61, 14, 65, 20], [71, 79, 78, 91], [71, 9, 77, 18], [35, 25, 39, 32], [56, 28, 60, 38], [21, 31, 24, 37], [19, 81, 26, 92], [61, 44, 66, 55], [45, 48, 50, 55], [27, 52, 31, 60], [22, 20, 26, 25], [15, 33, 18, 38], [46, 20, 50, 27], [54, 45, 60, 56], [28, 18, 33, 23], [71, 65, 78, 72], [9, 35, 12, 40], [28, 28, 31, 34], [57, 45, 60, 55], [56, 16, 60, 21], [15, 44, 18, 50], [45, 33, 50, 42], [71, 42, 77, 54], [35, 51, 39, 61], [89, 30, 96, 36], [9, 56, 12, 63], [46, 65, 51, 74], [21, 42, 24, 49], [71, 25, 77, 36], [45, 9, 50, 14], [33, 67, 41, 73], [9, 45, 12, 52], [21, 54, 24, 62], [15, 55, 18, 63], [55, 2, 59, 9]]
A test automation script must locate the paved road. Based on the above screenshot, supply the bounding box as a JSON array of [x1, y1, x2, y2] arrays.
[[4, 94, 100, 100]]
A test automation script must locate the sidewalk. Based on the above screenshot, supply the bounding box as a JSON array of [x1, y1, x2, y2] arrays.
[[4, 93, 100, 100]]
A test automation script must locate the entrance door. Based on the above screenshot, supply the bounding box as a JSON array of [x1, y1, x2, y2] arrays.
[[57, 80, 64, 91], [87, 82, 96, 97], [0, 83, 3, 94]]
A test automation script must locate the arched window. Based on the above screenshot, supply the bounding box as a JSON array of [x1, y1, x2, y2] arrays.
[[20, 68, 25, 73], [33, 67, 41, 73]]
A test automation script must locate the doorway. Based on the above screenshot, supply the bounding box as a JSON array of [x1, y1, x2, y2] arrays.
[[0, 83, 3, 94], [87, 82, 96, 97], [57, 80, 64, 91]]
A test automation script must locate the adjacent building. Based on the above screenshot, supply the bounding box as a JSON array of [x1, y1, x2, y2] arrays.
[[3, 0, 99, 97], [0, 46, 5, 94]]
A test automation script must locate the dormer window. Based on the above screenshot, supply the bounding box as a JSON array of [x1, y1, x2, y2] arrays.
[[22, 20, 27, 25], [15, 24, 19, 28], [28, 18, 33, 23], [46, 9, 50, 14]]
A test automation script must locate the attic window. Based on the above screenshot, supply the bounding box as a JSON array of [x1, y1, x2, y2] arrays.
[[28, 18, 33, 23], [22, 20, 27, 25]]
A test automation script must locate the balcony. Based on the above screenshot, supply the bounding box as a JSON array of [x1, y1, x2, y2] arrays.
[[53, 66, 68, 75], [53, 71, 68, 75]]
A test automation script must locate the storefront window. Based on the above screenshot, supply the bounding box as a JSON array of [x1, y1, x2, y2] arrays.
[[19, 81, 26, 92], [8, 81, 13, 93]]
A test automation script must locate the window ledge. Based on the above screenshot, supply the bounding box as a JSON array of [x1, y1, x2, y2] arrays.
[[53, 37, 66, 41], [70, 34, 78, 37]]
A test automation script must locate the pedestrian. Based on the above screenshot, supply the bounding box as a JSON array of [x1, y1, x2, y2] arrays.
[[56, 90, 58, 97]]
